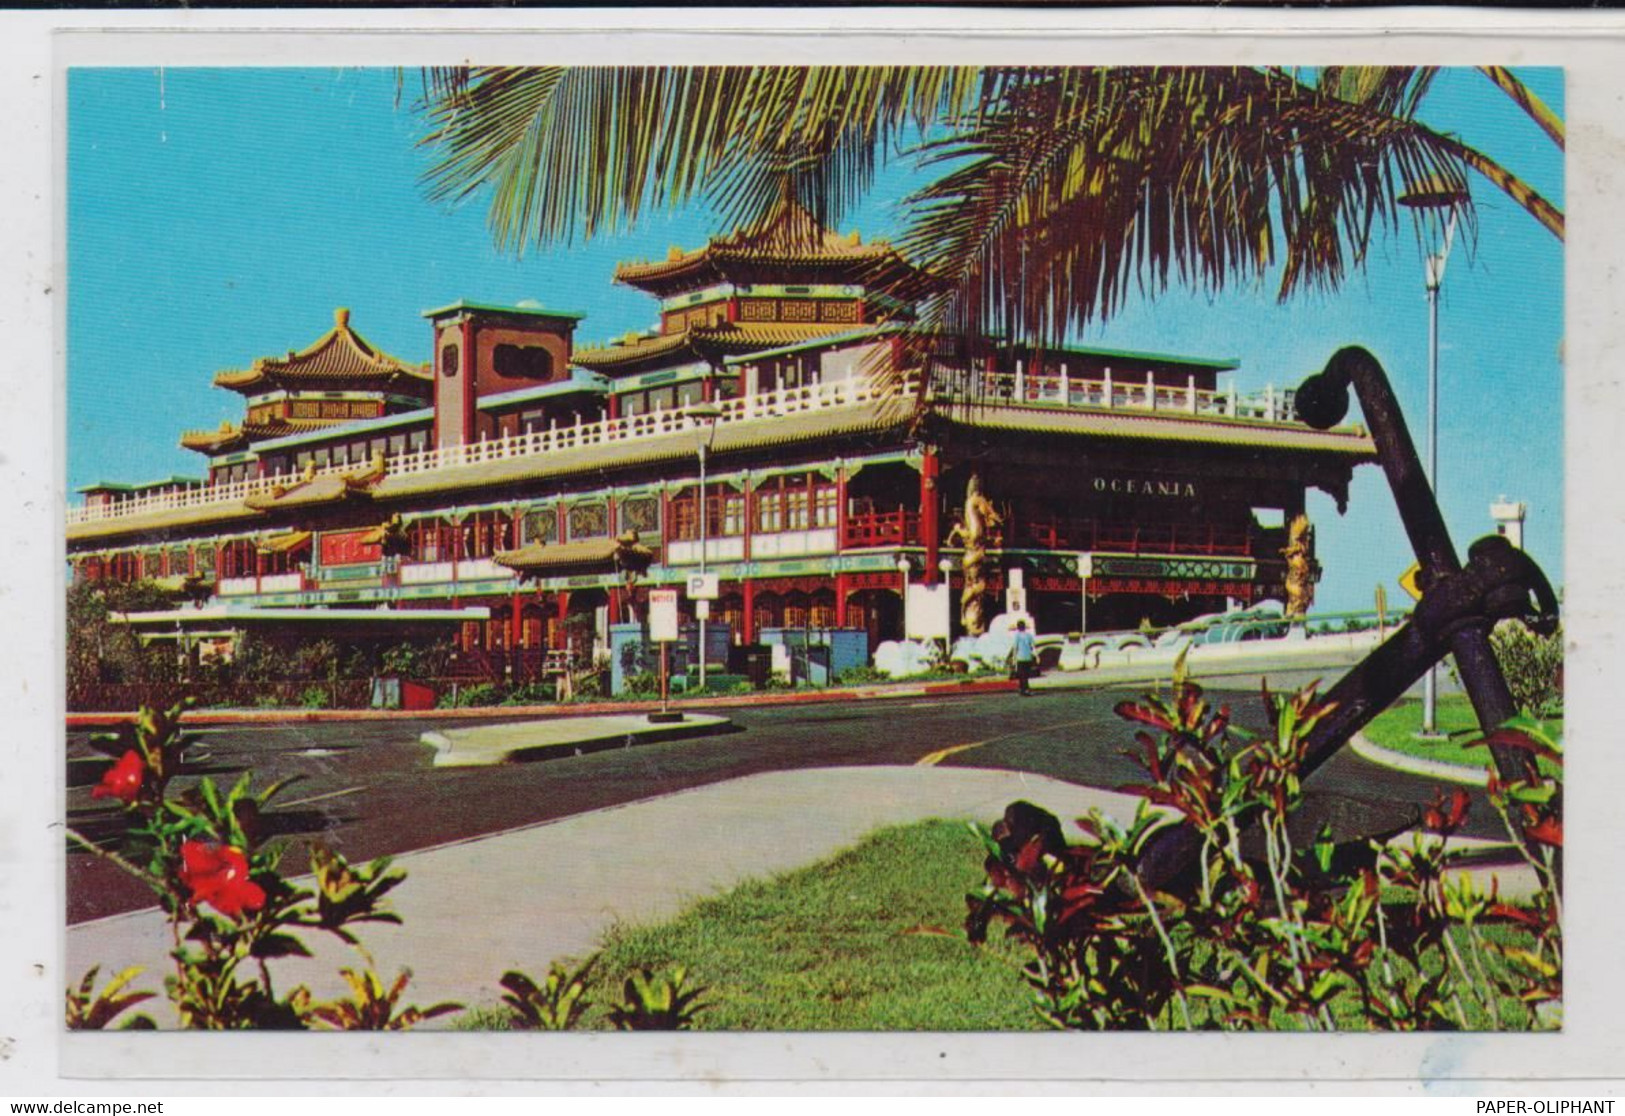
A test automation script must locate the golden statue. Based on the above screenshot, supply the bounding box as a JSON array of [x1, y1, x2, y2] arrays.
[[612, 529, 656, 622], [945, 473, 1003, 636], [1281, 513, 1320, 619]]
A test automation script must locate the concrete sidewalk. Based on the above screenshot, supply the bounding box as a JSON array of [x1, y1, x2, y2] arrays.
[[65, 766, 1147, 1024], [66, 762, 1540, 1028]]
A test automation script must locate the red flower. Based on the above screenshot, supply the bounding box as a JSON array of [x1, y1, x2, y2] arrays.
[[91, 749, 145, 804], [178, 841, 266, 918], [1524, 815, 1563, 849]]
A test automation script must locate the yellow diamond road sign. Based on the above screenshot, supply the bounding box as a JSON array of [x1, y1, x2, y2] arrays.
[[1399, 562, 1424, 602]]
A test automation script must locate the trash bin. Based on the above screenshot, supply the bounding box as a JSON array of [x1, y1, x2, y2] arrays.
[[401, 680, 437, 711], [736, 645, 772, 689]]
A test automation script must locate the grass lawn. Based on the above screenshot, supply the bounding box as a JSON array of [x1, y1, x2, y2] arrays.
[[1361, 694, 1562, 774], [451, 814, 1556, 1033], [516, 820, 1042, 1031], [583, 820, 1039, 1030]]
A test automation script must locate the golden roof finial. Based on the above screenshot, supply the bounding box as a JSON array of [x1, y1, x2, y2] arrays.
[[667, 245, 683, 261], [335, 307, 351, 329]]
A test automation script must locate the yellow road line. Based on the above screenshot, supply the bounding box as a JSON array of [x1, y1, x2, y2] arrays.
[[915, 716, 1104, 767], [916, 742, 984, 766]]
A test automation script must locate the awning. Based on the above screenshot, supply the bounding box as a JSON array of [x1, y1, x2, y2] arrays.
[[256, 530, 313, 555], [495, 538, 623, 574], [116, 605, 490, 627]]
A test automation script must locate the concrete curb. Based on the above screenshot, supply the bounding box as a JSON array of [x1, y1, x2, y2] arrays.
[[66, 677, 1017, 727], [1349, 732, 1490, 787], [422, 713, 736, 767]]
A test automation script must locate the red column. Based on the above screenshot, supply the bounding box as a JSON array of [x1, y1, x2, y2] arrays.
[[510, 590, 522, 649], [555, 591, 571, 650], [607, 393, 620, 420], [741, 579, 756, 643], [920, 448, 941, 583], [701, 376, 716, 403], [835, 572, 850, 627], [835, 465, 848, 550]]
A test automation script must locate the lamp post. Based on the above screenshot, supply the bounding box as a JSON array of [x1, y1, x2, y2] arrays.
[[1400, 174, 1471, 738], [897, 556, 912, 641], [689, 401, 723, 691]]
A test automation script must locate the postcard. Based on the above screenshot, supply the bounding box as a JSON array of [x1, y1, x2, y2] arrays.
[[4, 6, 1622, 1096]]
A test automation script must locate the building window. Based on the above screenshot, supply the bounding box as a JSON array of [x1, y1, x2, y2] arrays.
[[441, 343, 460, 378], [753, 475, 836, 534], [755, 491, 783, 534], [219, 540, 258, 579], [786, 489, 810, 531], [670, 491, 743, 541], [493, 343, 554, 380], [410, 519, 457, 563], [814, 485, 837, 528]]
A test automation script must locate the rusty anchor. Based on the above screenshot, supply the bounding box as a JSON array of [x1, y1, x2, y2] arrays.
[[1134, 346, 1559, 891]]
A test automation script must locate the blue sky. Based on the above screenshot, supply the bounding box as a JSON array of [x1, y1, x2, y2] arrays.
[[67, 67, 1564, 613]]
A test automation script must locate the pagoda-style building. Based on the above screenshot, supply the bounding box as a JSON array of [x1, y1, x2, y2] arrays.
[[68, 208, 1376, 685], [180, 308, 432, 477]]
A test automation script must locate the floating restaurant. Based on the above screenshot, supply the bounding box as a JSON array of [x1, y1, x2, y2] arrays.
[[67, 206, 1377, 683]]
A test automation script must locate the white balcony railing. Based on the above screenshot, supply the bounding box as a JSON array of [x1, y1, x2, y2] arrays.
[[930, 368, 1295, 423], [69, 370, 1308, 527]]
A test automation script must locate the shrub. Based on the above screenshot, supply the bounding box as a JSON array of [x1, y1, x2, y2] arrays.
[[621, 671, 661, 699], [967, 660, 1563, 1031], [606, 966, 708, 1031], [501, 683, 559, 706], [1491, 620, 1563, 718], [71, 702, 708, 1032], [438, 682, 505, 708], [67, 702, 459, 1030], [299, 685, 331, 710]]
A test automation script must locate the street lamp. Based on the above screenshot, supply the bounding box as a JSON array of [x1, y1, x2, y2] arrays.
[[897, 556, 912, 640], [1400, 174, 1471, 738], [689, 401, 724, 690]]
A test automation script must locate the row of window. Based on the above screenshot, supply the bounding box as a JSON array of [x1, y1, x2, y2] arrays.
[[78, 475, 848, 584]]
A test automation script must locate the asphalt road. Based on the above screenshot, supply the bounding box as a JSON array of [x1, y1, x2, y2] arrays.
[[66, 672, 1504, 924]]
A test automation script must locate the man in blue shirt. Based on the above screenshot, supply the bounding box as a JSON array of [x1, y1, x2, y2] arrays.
[[1012, 620, 1037, 697]]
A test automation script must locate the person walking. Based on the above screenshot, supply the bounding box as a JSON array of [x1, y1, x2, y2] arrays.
[[1012, 620, 1037, 696]]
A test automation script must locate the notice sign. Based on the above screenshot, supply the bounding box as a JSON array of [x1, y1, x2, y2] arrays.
[[649, 588, 680, 642]]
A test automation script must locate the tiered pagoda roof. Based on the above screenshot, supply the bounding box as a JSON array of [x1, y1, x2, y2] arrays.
[[611, 202, 917, 297], [212, 308, 431, 396], [181, 418, 334, 455], [573, 321, 869, 375]]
